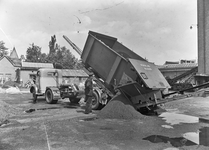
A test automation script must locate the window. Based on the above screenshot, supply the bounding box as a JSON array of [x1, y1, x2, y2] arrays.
[[30, 74, 36, 83], [47, 72, 58, 77], [47, 72, 54, 77], [5, 74, 12, 81]]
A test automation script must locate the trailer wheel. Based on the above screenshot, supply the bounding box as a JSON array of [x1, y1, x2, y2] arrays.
[[45, 89, 58, 104], [92, 91, 102, 110], [69, 97, 80, 104]]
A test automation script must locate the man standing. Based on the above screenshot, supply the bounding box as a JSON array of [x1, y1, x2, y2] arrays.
[[84, 72, 94, 114]]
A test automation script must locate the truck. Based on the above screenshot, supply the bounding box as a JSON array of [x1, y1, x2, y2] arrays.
[[63, 31, 171, 113], [30, 68, 80, 104]]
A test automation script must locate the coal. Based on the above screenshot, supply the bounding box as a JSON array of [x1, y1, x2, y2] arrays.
[[98, 93, 146, 120]]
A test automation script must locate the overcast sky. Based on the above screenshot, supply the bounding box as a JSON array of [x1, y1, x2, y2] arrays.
[[0, 0, 197, 65]]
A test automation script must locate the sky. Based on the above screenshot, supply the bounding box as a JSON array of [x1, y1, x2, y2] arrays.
[[0, 0, 197, 65]]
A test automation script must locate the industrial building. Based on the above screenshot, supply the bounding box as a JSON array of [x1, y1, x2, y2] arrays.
[[158, 60, 197, 81]]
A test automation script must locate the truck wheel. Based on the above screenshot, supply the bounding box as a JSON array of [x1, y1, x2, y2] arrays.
[[92, 91, 102, 110], [45, 89, 58, 104], [69, 97, 80, 104]]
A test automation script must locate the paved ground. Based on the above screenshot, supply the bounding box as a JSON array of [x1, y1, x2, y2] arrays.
[[1, 92, 209, 150]]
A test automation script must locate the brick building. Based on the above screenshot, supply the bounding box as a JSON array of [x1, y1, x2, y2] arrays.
[[0, 48, 21, 85]]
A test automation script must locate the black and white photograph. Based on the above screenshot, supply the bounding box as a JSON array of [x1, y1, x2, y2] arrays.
[[1, 0, 209, 150]]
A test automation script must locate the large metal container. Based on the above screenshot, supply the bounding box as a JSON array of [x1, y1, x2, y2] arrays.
[[81, 31, 170, 93]]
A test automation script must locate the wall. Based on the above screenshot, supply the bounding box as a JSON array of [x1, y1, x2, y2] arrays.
[[20, 70, 37, 87], [0, 57, 17, 85]]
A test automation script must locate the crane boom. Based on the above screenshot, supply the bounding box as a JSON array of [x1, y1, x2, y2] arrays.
[[63, 35, 82, 56]]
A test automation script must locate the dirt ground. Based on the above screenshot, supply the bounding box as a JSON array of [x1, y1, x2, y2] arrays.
[[1, 92, 209, 150]]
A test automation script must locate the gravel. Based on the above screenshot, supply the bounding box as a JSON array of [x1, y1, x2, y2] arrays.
[[98, 93, 146, 120], [0, 87, 22, 123], [0, 100, 21, 121]]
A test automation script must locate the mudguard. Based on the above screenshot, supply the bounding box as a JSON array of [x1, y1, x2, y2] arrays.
[[30, 85, 38, 94], [94, 87, 107, 104]]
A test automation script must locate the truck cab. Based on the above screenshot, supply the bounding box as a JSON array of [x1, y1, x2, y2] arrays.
[[30, 68, 80, 104]]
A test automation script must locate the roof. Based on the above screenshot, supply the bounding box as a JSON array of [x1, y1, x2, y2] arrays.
[[11, 58, 22, 67], [21, 62, 54, 69], [158, 63, 198, 69], [62, 69, 88, 77], [10, 47, 19, 59], [0, 55, 21, 67]]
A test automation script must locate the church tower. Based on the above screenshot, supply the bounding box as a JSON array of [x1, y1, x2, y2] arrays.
[[10, 47, 19, 59]]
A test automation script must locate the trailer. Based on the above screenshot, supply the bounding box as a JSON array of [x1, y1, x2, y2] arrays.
[[64, 31, 172, 112]]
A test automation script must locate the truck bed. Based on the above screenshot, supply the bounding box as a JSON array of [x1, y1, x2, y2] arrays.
[[81, 31, 170, 94]]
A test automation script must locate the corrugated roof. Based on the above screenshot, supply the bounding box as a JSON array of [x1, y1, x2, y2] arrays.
[[62, 69, 88, 77], [158, 63, 198, 69], [22, 62, 54, 68]]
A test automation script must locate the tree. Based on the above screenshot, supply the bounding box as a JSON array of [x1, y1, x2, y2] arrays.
[[47, 46, 82, 69], [39, 53, 47, 63], [26, 43, 44, 62], [0, 40, 8, 57], [25, 36, 83, 69], [49, 35, 57, 54]]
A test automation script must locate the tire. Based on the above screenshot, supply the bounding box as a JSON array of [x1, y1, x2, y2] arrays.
[[69, 97, 80, 104], [45, 89, 58, 104], [92, 91, 102, 110]]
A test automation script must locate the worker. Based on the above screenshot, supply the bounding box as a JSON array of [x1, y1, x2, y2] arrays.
[[84, 72, 94, 114]]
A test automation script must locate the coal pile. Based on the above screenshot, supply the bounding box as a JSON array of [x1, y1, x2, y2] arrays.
[[98, 93, 146, 120]]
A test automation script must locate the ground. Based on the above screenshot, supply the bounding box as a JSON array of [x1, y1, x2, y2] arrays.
[[0, 92, 209, 150]]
